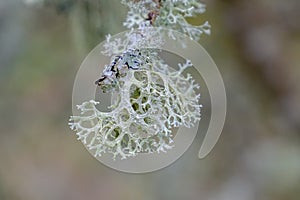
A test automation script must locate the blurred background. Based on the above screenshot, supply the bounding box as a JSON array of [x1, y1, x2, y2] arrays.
[[0, 0, 300, 199]]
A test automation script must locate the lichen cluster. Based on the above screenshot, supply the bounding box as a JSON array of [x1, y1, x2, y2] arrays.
[[69, 0, 209, 159], [70, 52, 201, 159], [122, 0, 211, 41]]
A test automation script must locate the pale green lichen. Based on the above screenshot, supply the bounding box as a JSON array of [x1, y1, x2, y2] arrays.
[[122, 0, 211, 41], [69, 54, 201, 159], [69, 0, 207, 159]]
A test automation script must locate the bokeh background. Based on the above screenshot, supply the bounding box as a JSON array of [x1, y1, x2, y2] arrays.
[[1, 0, 300, 199]]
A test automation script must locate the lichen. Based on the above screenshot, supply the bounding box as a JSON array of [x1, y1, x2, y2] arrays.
[[69, 55, 201, 159], [69, 0, 207, 159], [122, 0, 211, 41]]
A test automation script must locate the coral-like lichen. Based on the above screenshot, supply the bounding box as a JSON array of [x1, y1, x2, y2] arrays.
[[69, 0, 207, 159], [122, 0, 211, 41], [69, 52, 201, 159]]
